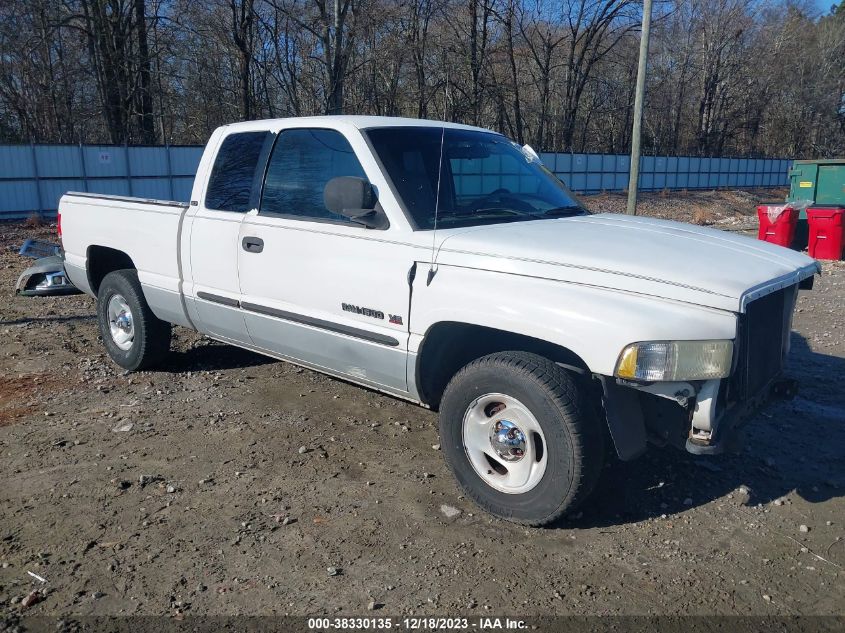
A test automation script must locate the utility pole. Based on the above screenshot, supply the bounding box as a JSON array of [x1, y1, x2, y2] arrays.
[[626, 0, 653, 215]]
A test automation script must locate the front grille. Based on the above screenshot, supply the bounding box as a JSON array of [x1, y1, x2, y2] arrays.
[[736, 288, 790, 399]]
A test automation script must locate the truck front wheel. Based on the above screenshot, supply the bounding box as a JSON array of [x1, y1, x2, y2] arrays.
[[96, 269, 171, 371], [439, 351, 604, 526]]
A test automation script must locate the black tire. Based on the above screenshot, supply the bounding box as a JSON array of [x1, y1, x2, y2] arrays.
[[439, 351, 604, 526], [96, 269, 171, 371]]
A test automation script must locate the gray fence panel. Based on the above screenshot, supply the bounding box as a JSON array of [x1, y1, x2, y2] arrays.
[[570, 173, 587, 191], [0, 143, 792, 219], [169, 147, 203, 174], [83, 145, 127, 178], [573, 154, 587, 172], [728, 171, 738, 188], [614, 173, 628, 189], [129, 146, 169, 176], [90, 179, 131, 197], [35, 145, 83, 178], [544, 154, 789, 195], [41, 179, 86, 210], [616, 155, 629, 172], [132, 179, 172, 200], [173, 177, 195, 201], [0, 146, 35, 178], [0, 180, 38, 212], [0, 143, 204, 219]]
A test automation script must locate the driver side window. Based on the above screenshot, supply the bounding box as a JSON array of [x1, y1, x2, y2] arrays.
[[260, 128, 367, 223]]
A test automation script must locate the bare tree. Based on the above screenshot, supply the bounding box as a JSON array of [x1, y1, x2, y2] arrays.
[[135, 0, 156, 142], [558, 0, 638, 150], [0, 0, 842, 157], [401, 0, 442, 119], [227, 0, 256, 119], [519, 0, 569, 147], [79, 0, 136, 143]]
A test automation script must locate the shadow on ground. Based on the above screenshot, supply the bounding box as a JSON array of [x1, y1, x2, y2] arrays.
[[161, 340, 275, 373]]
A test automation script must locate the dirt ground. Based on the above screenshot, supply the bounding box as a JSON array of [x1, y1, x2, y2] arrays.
[[582, 187, 789, 227], [1, 190, 843, 622]]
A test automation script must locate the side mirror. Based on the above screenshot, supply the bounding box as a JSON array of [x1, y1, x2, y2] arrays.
[[323, 176, 388, 229]]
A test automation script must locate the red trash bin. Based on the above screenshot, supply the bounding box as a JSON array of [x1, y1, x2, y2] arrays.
[[806, 206, 845, 261], [757, 205, 799, 247]]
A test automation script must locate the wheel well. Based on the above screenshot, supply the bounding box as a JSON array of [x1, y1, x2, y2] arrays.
[[87, 246, 136, 295], [416, 322, 590, 409]]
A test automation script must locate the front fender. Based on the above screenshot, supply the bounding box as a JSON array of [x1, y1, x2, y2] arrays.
[[409, 265, 738, 376]]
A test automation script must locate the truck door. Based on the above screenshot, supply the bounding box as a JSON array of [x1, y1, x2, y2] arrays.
[[236, 127, 411, 395], [185, 130, 273, 344]]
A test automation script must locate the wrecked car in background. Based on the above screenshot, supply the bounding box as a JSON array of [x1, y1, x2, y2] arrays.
[[15, 239, 81, 297]]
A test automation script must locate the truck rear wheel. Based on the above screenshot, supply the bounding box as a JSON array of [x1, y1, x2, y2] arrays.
[[96, 269, 171, 371], [439, 351, 603, 526]]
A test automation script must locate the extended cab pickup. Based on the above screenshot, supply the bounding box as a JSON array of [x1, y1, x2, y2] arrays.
[[60, 116, 820, 525]]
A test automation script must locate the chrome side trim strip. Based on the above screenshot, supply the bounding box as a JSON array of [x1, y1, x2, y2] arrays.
[[196, 291, 239, 307], [65, 191, 188, 209], [240, 301, 400, 347], [195, 291, 400, 347]]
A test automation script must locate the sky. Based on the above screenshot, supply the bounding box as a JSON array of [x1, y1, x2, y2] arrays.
[[814, 0, 840, 15]]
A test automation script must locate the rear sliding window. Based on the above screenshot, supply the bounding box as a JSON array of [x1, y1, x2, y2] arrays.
[[205, 131, 270, 212]]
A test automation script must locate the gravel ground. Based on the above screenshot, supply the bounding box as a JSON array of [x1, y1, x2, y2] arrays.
[[1, 192, 843, 620]]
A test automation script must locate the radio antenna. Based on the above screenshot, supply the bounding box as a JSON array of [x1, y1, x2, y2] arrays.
[[428, 67, 450, 286], [428, 125, 445, 285]]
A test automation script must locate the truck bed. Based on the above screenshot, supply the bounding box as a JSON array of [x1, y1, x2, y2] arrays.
[[59, 191, 190, 327]]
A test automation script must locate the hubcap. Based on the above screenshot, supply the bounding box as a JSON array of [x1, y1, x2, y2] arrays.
[[107, 294, 134, 351], [462, 393, 547, 494], [489, 419, 526, 462]]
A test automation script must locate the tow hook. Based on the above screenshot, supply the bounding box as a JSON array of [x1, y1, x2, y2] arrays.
[[770, 378, 799, 400]]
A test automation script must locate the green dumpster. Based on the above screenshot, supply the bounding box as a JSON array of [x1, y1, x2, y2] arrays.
[[788, 158, 845, 212], [786, 159, 845, 249]]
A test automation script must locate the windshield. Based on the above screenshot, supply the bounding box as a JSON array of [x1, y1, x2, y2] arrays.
[[366, 126, 586, 229]]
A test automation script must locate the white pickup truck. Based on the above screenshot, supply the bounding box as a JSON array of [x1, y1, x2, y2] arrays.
[[59, 116, 819, 525]]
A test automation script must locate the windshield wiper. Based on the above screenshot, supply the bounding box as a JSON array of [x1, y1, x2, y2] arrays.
[[543, 205, 585, 217], [439, 208, 524, 218]]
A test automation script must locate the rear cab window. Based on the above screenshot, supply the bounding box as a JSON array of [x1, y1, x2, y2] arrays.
[[205, 131, 272, 212]]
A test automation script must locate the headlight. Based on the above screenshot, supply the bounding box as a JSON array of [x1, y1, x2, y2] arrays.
[[615, 340, 734, 381]]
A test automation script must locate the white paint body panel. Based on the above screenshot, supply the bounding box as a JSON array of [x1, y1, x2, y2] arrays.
[[433, 214, 818, 313], [182, 125, 250, 342], [58, 115, 819, 402], [236, 214, 416, 391], [408, 265, 739, 377], [59, 194, 189, 326]]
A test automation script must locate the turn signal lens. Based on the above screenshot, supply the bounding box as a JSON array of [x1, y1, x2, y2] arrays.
[[614, 340, 734, 382]]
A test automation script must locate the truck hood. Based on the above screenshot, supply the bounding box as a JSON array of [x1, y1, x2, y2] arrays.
[[435, 213, 820, 312]]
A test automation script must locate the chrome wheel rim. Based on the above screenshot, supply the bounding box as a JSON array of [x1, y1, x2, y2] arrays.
[[462, 393, 547, 494], [107, 294, 134, 351]]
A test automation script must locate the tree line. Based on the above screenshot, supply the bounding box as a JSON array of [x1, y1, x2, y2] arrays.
[[1, 0, 843, 157]]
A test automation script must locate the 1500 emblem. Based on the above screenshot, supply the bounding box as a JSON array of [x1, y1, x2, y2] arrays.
[[342, 303, 384, 320]]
